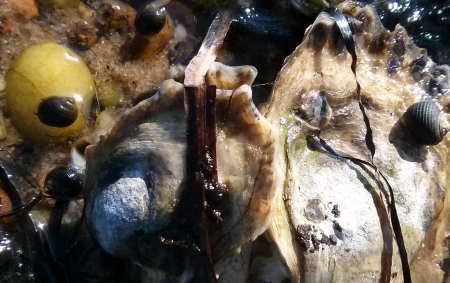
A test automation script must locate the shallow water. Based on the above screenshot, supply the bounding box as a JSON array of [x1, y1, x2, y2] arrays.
[[373, 0, 450, 64]]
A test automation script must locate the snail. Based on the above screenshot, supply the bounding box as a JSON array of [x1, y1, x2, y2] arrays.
[[129, 0, 174, 60], [44, 164, 84, 200], [4, 42, 95, 143], [134, 4, 166, 36], [37, 96, 79, 128], [401, 100, 450, 145]]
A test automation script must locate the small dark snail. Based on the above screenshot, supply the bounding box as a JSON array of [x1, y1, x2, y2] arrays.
[[401, 100, 450, 145], [134, 6, 166, 36], [44, 164, 83, 200], [129, 0, 174, 60], [37, 96, 78, 127]]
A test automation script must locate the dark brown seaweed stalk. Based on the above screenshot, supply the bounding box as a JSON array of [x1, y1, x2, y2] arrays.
[[185, 86, 218, 283], [184, 9, 233, 283], [306, 135, 394, 282]]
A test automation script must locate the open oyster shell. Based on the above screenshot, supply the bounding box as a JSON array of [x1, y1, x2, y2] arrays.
[[84, 62, 282, 281], [260, 3, 450, 283], [83, 1, 450, 282]]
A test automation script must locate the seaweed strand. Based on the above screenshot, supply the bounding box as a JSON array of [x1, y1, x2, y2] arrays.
[[323, 7, 411, 283]]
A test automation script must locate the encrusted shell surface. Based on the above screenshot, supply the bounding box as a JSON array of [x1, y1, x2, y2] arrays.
[[261, 3, 450, 283], [84, 63, 282, 280]]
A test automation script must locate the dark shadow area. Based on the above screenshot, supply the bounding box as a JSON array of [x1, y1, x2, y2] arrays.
[[388, 117, 427, 163]]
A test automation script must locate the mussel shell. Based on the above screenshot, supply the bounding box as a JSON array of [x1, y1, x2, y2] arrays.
[[135, 7, 166, 37], [402, 100, 447, 145], [37, 96, 78, 128], [44, 165, 83, 200]]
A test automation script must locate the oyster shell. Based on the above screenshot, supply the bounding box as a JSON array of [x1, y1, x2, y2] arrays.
[[84, 62, 282, 281], [82, 2, 450, 282], [259, 3, 450, 283]]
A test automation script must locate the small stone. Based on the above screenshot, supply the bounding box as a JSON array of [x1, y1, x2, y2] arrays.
[[36, 0, 80, 8], [329, 234, 338, 245], [67, 19, 98, 50], [331, 204, 341, 218], [96, 0, 135, 34], [0, 16, 13, 35], [10, 0, 39, 20]]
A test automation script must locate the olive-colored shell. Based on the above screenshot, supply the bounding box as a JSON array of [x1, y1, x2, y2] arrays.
[[402, 100, 449, 145], [135, 7, 166, 36], [37, 96, 78, 127], [5, 42, 95, 143]]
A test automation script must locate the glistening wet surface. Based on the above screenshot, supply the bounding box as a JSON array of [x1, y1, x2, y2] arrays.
[[0, 0, 449, 282]]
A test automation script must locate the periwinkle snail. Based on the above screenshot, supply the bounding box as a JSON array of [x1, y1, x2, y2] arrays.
[[5, 42, 95, 143], [134, 5, 166, 36], [44, 164, 83, 200], [129, 0, 174, 60], [401, 100, 450, 145]]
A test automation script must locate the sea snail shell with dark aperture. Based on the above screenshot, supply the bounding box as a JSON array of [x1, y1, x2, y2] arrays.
[[401, 100, 450, 145], [44, 164, 83, 200], [134, 6, 167, 37], [37, 96, 78, 127], [129, 0, 174, 60]]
